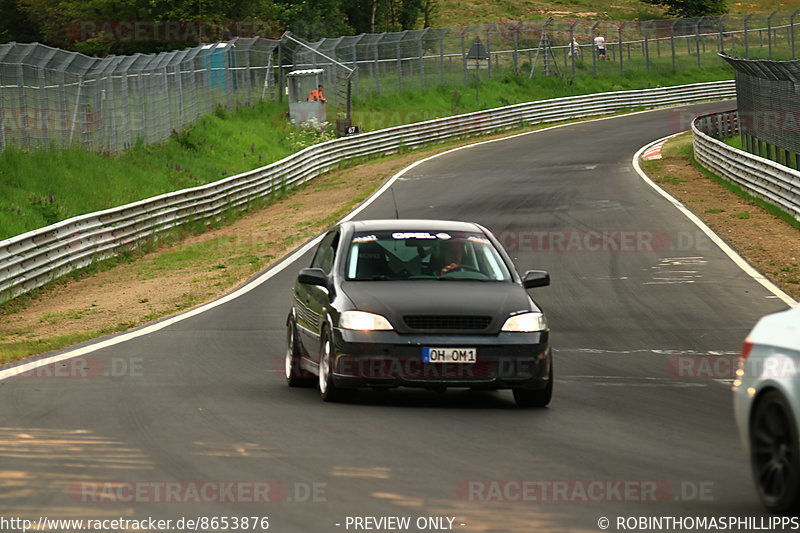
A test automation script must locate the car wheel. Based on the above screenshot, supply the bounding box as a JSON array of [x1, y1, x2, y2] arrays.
[[285, 319, 313, 387], [318, 328, 349, 402], [513, 361, 553, 408], [750, 390, 800, 514]]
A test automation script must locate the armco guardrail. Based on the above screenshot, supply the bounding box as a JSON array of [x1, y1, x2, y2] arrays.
[[0, 80, 735, 303], [693, 109, 800, 221]]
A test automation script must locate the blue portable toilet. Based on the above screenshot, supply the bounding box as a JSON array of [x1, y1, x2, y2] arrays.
[[201, 42, 230, 90]]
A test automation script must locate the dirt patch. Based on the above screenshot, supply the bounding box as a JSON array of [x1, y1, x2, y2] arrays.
[[642, 133, 800, 301]]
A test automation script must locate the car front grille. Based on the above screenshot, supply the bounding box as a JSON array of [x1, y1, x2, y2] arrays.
[[403, 315, 492, 331]]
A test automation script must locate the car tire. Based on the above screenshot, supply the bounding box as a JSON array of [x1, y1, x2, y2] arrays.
[[318, 328, 350, 402], [285, 319, 313, 387], [513, 361, 553, 408], [750, 390, 800, 514]]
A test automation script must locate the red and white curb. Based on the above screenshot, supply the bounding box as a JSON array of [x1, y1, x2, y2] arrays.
[[642, 139, 666, 160]]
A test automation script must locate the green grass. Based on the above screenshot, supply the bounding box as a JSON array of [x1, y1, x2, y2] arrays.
[[0, 328, 126, 364], [656, 174, 687, 186], [705, 208, 726, 213], [690, 153, 800, 232], [433, 0, 791, 26], [0, 63, 734, 241]]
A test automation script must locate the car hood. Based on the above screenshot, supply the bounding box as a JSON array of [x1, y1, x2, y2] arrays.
[[340, 280, 537, 334]]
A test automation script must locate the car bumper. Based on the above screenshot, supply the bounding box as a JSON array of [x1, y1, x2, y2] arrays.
[[330, 328, 550, 389]]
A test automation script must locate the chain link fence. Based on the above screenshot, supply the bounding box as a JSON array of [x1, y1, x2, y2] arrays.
[[2, 10, 800, 153], [719, 53, 800, 170], [0, 37, 279, 153]]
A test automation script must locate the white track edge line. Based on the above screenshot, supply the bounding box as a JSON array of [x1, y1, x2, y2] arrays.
[[0, 102, 734, 381], [632, 133, 798, 309]]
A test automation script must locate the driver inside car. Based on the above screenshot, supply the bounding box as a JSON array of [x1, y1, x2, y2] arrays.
[[435, 239, 468, 276]]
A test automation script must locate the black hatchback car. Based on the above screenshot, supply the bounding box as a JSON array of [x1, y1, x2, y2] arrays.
[[285, 219, 552, 407]]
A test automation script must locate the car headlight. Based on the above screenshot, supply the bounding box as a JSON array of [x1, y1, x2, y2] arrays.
[[340, 310, 394, 331], [501, 312, 547, 332]]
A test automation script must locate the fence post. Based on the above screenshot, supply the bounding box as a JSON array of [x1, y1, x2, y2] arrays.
[[0, 67, 5, 151], [105, 73, 115, 152], [439, 32, 446, 84], [486, 26, 493, 78], [569, 22, 576, 77], [120, 70, 131, 149], [618, 23, 625, 75], [768, 11, 777, 59], [37, 66, 49, 149], [718, 15, 726, 53], [793, 10, 800, 59], [396, 37, 402, 91], [17, 64, 30, 149], [744, 14, 754, 58], [513, 22, 521, 73], [419, 28, 427, 88], [375, 34, 384, 95], [277, 42, 284, 103], [670, 20, 678, 70], [461, 29, 467, 84], [695, 17, 703, 69], [592, 21, 601, 75], [643, 22, 650, 72]]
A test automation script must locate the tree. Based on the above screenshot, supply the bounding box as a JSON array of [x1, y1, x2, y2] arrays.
[[421, 0, 438, 28], [640, 0, 728, 18], [0, 0, 42, 43]]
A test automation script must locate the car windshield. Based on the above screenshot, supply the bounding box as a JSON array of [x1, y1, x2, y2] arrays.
[[345, 230, 512, 281]]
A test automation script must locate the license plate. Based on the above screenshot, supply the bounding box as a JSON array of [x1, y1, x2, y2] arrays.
[[422, 347, 476, 363]]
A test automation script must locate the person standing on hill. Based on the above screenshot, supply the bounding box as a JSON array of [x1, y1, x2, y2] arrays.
[[594, 32, 607, 60]]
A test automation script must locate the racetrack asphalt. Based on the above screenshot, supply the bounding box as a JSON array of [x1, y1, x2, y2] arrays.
[[0, 99, 789, 532]]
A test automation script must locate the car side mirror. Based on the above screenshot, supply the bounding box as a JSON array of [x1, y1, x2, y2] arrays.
[[522, 270, 550, 289], [298, 268, 329, 288]]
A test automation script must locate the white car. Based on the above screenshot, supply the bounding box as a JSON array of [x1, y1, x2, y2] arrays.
[[734, 305, 800, 513]]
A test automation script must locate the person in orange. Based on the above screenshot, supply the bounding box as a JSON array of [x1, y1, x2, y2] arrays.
[[437, 239, 467, 275], [307, 84, 327, 103]]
